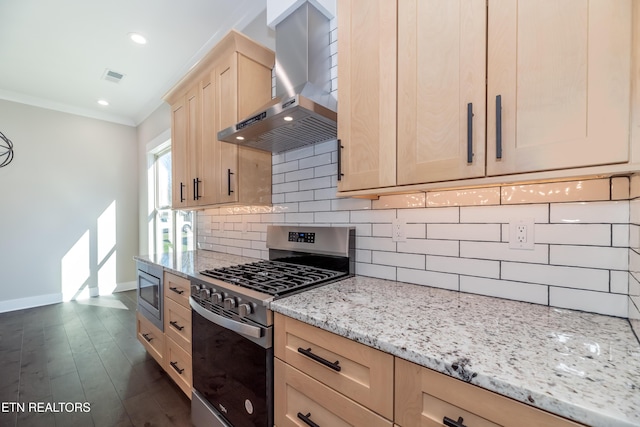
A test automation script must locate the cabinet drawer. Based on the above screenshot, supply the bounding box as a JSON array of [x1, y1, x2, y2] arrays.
[[274, 313, 393, 419], [274, 359, 392, 427], [395, 358, 583, 427], [136, 311, 164, 366], [164, 297, 191, 354], [164, 272, 190, 308], [165, 336, 192, 399]]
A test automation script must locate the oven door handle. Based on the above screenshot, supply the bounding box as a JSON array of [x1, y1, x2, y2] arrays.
[[190, 297, 263, 339]]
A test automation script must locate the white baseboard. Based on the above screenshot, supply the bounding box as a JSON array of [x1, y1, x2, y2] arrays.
[[113, 280, 137, 293], [0, 293, 63, 313], [0, 280, 138, 313]]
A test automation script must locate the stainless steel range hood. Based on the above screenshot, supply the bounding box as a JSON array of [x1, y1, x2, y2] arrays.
[[217, 2, 337, 153]]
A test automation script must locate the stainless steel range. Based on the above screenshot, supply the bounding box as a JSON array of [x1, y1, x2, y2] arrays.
[[190, 225, 354, 427]]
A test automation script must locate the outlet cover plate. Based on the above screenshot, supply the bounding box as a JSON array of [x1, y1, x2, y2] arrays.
[[392, 218, 406, 242], [509, 218, 535, 250]]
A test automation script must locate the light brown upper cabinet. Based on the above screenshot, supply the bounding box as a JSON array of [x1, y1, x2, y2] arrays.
[[337, 0, 398, 192], [486, 0, 631, 176], [337, 0, 633, 193], [164, 30, 274, 209]]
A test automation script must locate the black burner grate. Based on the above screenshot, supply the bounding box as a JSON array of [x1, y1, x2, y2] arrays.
[[200, 260, 346, 297]]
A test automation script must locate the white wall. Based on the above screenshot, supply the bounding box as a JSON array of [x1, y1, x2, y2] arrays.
[[0, 99, 138, 311]]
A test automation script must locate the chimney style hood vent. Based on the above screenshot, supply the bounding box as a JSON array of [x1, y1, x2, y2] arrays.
[[217, 2, 337, 153]]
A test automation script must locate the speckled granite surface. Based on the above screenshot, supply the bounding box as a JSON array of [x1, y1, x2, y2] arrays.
[[135, 250, 259, 278], [270, 276, 640, 427]]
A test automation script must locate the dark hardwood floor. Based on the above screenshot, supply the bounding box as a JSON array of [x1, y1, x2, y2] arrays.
[[0, 291, 191, 427]]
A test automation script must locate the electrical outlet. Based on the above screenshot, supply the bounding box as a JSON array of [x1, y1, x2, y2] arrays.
[[509, 218, 535, 250], [392, 219, 406, 242]]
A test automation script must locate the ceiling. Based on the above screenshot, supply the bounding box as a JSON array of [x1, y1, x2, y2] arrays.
[[0, 0, 268, 126]]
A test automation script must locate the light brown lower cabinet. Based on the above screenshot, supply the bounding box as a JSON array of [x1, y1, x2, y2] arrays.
[[165, 336, 192, 398], [395, 358, 583, 427], [274, 359, 392, 427], [136, 312, 164, 366]]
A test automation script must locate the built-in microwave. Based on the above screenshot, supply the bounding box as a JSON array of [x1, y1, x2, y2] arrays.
[[136, 261, 164, 331]]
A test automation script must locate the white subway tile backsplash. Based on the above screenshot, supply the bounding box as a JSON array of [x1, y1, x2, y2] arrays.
[[610, 270, 629, 294], [314, 163, 337, 178], [356, 262, 396, 281], [397, 207, 459, 224], [314, 187, 337, 200], [460, 276, 548, 305], [284, 145, 315, 162], [427, 255, 500, 279], [372, 223, 392, 237], [372, 251, 425, 269], [314, 140, 337, 155], [284, 190, 314, 203], [350, 209, 395, 223], [427, 223, 501, 242], [358, 236, 396, 252], [285, 168, 314, 182], [272, 181, 299, 194], [272, 160, 299, 174], [549, 287, 628, 317], [550, 201, 629, 224], [314, 211, 350, 224], [356, 249, 372, 263], [460, 241, 548, 264], [299, 176, 332, 191], [550, 245, 628, 270], [331, 197, 372, 211], [501, 262, 609, 291], [612, 225, 629, 247], [460, 204, 549, 224], [397, 268, 459, 291], [284, 212, 314, 223], [397, 239, 459, 257], [299, 200, 331, 212], [533, 224, 611, 246], [300, 153, 332, 169]]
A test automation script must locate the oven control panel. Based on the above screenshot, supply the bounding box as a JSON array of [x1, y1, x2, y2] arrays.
[[288, 231, 315, 243]]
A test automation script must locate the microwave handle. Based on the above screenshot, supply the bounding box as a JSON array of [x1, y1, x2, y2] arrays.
[[190, 297, 263, 339]]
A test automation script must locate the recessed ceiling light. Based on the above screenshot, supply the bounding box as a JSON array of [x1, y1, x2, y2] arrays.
[[128, 32, 147, 45], [97, 99, 109, 106]]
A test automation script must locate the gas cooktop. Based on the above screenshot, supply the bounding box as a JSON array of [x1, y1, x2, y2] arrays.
[[199, 260, 348, 297]]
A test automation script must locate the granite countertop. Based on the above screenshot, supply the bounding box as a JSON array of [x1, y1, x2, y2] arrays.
[[270, 276, 640, 427], [135, 250, 259, 278]]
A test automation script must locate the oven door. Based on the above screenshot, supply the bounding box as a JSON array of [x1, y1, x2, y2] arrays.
[[190, 297, 273, 427]]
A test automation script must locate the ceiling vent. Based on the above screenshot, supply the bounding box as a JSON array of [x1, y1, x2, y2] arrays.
[[102, 69, 125, 83]]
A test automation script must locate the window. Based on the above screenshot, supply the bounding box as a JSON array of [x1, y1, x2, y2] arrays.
[[150, 144, 195, 256]]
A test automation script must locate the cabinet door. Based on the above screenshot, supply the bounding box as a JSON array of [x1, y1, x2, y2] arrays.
[[171, 99, 190, 209], [185, 87, 201, 204], [487, 0, 632, 175], [397, 0, 486, 185], [197, 74, 221, 206], [337, 0, 397, 192], [215, 54, 240, 204]]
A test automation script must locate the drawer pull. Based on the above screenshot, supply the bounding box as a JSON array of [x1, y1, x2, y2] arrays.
[[169, 320, 185, 331], [444, 416, 467, 427], [169, 361, 184, 375], [169, 286, 184, 295], [297, 412, 320, 427], [297, 347, 341, 372], [142, 333, 153, 342]]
